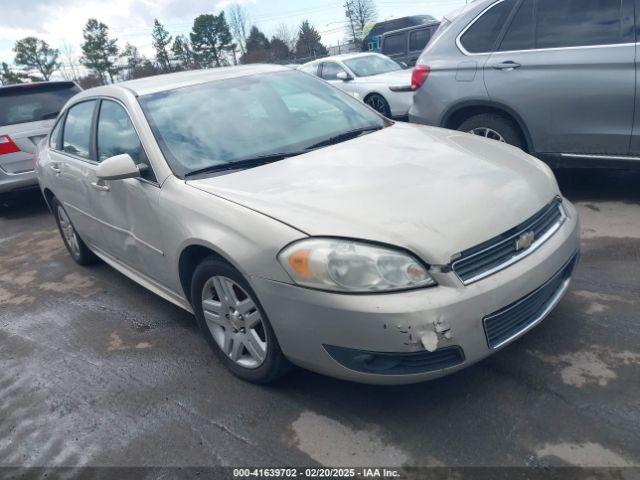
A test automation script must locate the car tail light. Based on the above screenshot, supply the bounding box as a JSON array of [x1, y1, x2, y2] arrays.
[[0, 135, 20, 155], [411, 66, 431, 91]]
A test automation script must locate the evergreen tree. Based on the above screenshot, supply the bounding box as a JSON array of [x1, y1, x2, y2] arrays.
[[13, 37, 60, 81], [0, 62, 29, 85], [152, 19, 172, 72], [295, 21, 328, 59], [190, 13, 233, 67], [172, 35, 195, 69], [80, 19, 120, 84], [241, 26, 270, 64]]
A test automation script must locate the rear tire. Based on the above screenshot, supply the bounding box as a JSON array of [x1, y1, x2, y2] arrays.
[[458, 113, 525, 150], [365, 93, 392, 117], [51, 196, 98, 266], [191, 257, 291, 384]]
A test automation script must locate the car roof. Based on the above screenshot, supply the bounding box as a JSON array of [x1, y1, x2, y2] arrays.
[[76, 64, 290, 98], [301, 52, 383, 66]]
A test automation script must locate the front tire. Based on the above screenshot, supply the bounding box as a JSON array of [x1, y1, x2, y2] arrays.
[[52, 197, 98, 266], [458, 113, 525, 150], [191, 257, 291, 384]]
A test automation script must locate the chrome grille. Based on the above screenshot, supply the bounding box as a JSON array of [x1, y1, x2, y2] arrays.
[[452, 198, 565, 285]]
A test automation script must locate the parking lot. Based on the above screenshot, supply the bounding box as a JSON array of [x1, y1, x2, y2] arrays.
[[0, 168, 639, 469]]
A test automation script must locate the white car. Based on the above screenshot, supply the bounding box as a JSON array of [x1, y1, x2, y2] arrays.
[[299, 53, 413, 119]]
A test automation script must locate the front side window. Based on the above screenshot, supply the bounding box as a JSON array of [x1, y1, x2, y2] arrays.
[[97, 100, 156, 182], [299, 63, 319, 76], [138, 70, 385, 177], [343, 55, 402, 77], [535, 0, 625, 49], [321, 62, 347, 81], [62, 101, 96, 160], [460, 0, 514, 53], [409, 29, 431, 51], [49, 117, 63, 149], [383, 33, 407, 55]]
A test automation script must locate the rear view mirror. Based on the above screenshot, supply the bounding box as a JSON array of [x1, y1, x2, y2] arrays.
[[336, 71, 353, 81], [96, 154, 143, 181]]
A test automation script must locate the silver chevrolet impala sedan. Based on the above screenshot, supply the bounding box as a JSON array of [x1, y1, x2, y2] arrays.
[[36, 65, 580, 385]]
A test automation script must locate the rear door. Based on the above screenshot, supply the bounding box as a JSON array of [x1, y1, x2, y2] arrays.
[[484, 0, 635, 155], [0, 83, 80, 176], [48, 99, 103, 243]]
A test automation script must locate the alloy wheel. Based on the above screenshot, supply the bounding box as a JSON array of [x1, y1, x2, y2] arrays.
[[201, 276, 267, 369], [365, 95, 388, 115], [57, 206, 81, 257], [468, 127, 506, 142]]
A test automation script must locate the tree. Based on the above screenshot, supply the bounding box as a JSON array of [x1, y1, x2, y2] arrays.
[[227, 3, 250, 56], [241, 26, 270, 64], [13, 37, 60, 81], [190, 13, 233, 68], [0, 62, 29, 85], [59, 43, 80, 81], [152, 19, 172, 72], [345, 0, 377, 45], [172, 35, 195, 70], [121, 43, 143, 79], [269, 37, 291, 64], [295, 21, 328, 60], [274, 24, 297, 52], [80, 18, 120, 84]]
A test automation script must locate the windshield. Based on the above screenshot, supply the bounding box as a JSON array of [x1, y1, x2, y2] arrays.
[[138, 70, 385, 177], [343, 55, 402, 78], [0, 82, 80, 127]]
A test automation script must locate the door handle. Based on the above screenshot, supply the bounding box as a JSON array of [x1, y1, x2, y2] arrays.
[[49, 164, 61, 173], [91, 181, 110, 192], [492, 61, 521, 71]]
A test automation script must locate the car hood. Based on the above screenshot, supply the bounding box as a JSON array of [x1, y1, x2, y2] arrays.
[[188, 123, 560, 264], [356, 69, 412, 87]]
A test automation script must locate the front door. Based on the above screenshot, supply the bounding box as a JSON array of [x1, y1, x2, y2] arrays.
[[483, 0, 635, 155], [90, 99, 168, 285]]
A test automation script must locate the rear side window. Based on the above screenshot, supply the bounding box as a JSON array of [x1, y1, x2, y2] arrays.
[[499, 0, 535, 51], [0, 83, 80, 127], [409, 29, 431, 51], [460, 0, 514, 53], [383, 33, 408, 55], [62, 101, 96, 160], [536, 0, 626, 49]]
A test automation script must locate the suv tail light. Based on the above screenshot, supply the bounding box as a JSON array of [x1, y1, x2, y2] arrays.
[[411, 66, 431, 91], [0, 135, 20, 155]]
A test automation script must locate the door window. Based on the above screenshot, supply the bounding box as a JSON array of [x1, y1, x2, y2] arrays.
[[49, 117, 63, 149], [535, 0, 626, 49], [409, 29, 431, 52], [97, 100, 156, 182], [62, 101, 96, 160], [383, 33, 407, 55], [460, 0, 514, 53], [321, 62, 347, 80], [299, 63, 320, 76]]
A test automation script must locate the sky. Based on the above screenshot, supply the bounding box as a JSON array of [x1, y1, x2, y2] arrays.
[[1, 0, 467, 74]]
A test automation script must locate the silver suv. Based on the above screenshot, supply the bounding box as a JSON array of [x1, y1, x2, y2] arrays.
[[0, 81, 81, 195], [409, 0, 637, 168]]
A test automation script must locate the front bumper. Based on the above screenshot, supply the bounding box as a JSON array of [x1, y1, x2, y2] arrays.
[[251, 200, 580, 385], [0, 168, 38, 194]]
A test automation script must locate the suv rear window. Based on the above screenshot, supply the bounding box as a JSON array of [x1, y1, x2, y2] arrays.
[[0, 82, 80, 127], [460, 0, 514, 53]]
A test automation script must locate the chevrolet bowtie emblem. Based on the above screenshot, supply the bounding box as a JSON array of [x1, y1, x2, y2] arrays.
[[515, 231, 535, 251]]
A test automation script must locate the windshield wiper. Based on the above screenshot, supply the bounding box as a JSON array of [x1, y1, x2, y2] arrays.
[[304, 126, 383, 150], [184, 151, 305, 178]]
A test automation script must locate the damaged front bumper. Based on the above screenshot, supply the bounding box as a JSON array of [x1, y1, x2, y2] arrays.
[[250, 201, 581, 385]]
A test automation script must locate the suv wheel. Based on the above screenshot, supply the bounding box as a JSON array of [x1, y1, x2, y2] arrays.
[[191, 257, 291, 384], [52, 197, 98, 266], [458, 113, 525, 150]]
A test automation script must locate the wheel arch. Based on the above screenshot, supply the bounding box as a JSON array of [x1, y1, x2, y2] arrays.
[[441, 100, 533, 153], [42, 188, 56, 212]]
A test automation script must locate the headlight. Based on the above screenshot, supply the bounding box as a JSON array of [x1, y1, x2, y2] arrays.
[[278, 238, 437, 293]]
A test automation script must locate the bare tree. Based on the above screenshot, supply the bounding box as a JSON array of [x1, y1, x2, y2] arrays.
[[273, 23, 297, 52], [59, 43, 80, 81], [344, 0, 377, 45], [227, 3, 250, 56]]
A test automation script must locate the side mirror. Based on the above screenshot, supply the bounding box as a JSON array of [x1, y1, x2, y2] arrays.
[[336, 71, 353, 81], [96, 154, 143, 181], [400, 61, 409, 69]]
